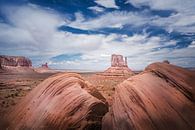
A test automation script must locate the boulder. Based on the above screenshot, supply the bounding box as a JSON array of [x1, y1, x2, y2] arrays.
[[6, 73, 108, 130], [102, 62, 195, 130]]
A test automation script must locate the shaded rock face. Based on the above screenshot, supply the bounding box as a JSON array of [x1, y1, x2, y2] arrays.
[[102, 62, 195, 130], [0, 55, 32, 67], [6, 73, 108, 130]]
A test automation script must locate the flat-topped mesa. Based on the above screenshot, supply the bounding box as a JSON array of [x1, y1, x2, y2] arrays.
[[0, 55, 32, 67], [111, 54, 128, 67]]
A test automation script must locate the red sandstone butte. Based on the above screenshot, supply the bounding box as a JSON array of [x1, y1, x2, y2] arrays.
[[0, 55, 34, 73], [41, 62, 48, 68], [104, 54, 134, 76], [0, 55, 32, 67], [6, 73, 108, 129], [102, 62, 195, 130]]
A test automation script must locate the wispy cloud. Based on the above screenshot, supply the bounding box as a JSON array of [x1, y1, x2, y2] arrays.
[[94, 0, 119, 9], [67, 11, 150, 30], [88, 6, 105, 13]]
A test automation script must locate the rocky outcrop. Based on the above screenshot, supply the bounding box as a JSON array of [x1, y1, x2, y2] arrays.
[[0, 55, 32, 67], [111, 54, 127, 67], [103, 54, 134, 76], [6, 73, 108, 130], [163, 60, 170, 64], [41, 62, 48, 68], [34, 63, 60, 73], [102, 62, 195, 130], [0, 55, 34, 73]]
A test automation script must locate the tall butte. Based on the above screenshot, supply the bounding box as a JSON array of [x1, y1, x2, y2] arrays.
[[104, 54, 134, 76]]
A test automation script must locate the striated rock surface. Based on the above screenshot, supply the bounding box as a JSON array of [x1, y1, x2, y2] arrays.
[[0, 55, 32, 67], [102, 62, 195, 130], [103, 54, 134, 76], [6, 73, 108, 130]]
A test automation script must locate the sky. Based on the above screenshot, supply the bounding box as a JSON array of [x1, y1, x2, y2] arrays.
[[0, 0, 195, 71]]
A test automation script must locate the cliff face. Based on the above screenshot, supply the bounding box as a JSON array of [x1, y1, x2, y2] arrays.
[[6, 73, 108, 129], [0, 55, 32, 67], [102, 62, 195, 130]]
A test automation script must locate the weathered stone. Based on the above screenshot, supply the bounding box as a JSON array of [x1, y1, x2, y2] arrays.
[[103, 54, 134, 76], [102, 62, 195, 130], [163, 60, 170, 64], [41, 62, 48, 68], [111, 54, 127, 67], [0, 55, 32, 67], [6, 73, 108, 130]]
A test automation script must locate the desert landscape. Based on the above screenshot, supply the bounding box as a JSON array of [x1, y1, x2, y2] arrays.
[[1, 0, 195, 130], [0, 54, 194, 130]]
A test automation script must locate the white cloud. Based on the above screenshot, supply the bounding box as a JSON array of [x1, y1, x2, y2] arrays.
[[126, 0, 195, 33], [67, 11, 150, 30], [0, 3, 195, 70], [126, 0, 195, 12], [188, 41, 195, 48], [88, 6, 105, 12], [94, 0, 119, 9]]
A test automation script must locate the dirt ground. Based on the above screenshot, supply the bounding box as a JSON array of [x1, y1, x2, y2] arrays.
[[81, 73, 132, 105]]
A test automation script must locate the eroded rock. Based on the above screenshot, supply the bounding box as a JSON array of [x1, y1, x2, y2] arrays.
[[102, 62, 195, 130], [6, 73, 108, 130], [103, 54, 134, 76], [0, 55, 32, 67]]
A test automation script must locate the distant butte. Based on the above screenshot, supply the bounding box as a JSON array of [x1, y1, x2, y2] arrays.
[[0, 55, 32, 67], [0, 55, 34, 73], [103, 54, 134, 76], [41, 62, 48, 68]]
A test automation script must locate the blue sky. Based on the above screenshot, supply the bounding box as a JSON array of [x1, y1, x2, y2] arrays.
[[0, 0, 195, 70]]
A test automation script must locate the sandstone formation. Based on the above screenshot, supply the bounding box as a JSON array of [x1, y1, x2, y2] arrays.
[[0, 55, 34, 73], [6, 73, 108, 130], [103, 54, 134, 76], [0, 55, 32, 67], [34, 63, 60, 73], [42, 62, 48, 68], [102, 62, 195, 130], [163, 60, 170, 64], [111, 54, 127, 67]]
